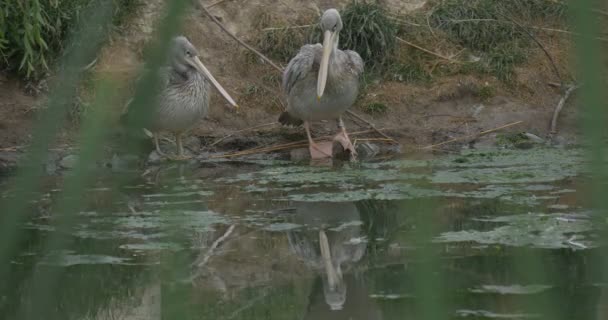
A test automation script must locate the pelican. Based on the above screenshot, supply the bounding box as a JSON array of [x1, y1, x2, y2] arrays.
[[123, 36, 238, 160], [280, 9, 364, 160], [287, 202, 366, 310]]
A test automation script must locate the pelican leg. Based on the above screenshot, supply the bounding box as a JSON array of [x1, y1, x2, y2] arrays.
[[153, 134, 166, 157], [168, 133, 192, 161], [333, 117, 357, 160], [304, 121, 332, 159]]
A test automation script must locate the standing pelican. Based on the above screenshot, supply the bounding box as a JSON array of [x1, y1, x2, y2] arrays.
[[280, 9, 364, 160], [123, 36, 238, 160]]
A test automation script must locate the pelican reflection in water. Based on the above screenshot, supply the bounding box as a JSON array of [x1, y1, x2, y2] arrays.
[[123, 36, 238, 160], [287, 201, 368, 311], [280, 9, 364, 160]]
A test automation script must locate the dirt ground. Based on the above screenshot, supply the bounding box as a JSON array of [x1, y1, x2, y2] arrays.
[[0, 0, 582, 168]]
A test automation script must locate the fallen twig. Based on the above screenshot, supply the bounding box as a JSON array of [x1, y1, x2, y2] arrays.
[[206, 0, 231, 8], [396, 36, 461, 63], [0, 146, 22, 152], [196, 1, 284, 73], [495, 12, 563, 87], [422, 121, 524, 150], [262, 24, 315, 31], [209, 122, 278, 147], [447, 18, 608, 43], [194, 224, 236, 268], [550, 84, 580, 134], [345, 110, 398, 143], [591, 8, 608, 18], [211, 129, 385, 158]]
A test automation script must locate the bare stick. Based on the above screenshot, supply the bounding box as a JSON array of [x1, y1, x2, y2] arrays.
[[495, 12, 563, 87], [206, 0, 231, 8], [345, 110, 398, 143], [422, 121, 524, 150], [592, 8, 608, 18], [262, 24, 315, 31], [396, 36, 460, 63], [209, 122, 278, 147], [196, 1, 284, 73], [550, 85, 579, 134], [446, 18, 608, 43], [210, 129, 385, 158], [194, 224, 236, 267]]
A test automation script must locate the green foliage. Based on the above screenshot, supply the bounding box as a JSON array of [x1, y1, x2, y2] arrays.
[[0, 0, 139, 80], [418, 0, 567, 83], [389, 61, 431, 83], [363, 102, 388, 115], [430, 0, 566, 51], [254, 1, 396, 72], [340, 1, 396, 71], [475, 84, 496, 100], [253, 10, 320, 64]]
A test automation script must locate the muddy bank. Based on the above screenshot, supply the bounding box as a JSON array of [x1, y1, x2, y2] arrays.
[[0, 0, 583, 175]]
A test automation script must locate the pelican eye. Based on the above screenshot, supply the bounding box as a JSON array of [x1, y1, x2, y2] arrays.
[[186, 50, 192, 57], [332, 24, 337, 32]]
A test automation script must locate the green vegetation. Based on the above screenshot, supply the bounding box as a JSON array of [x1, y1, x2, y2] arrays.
[[339, 1, 396, 70], [475, 83, 496, 100], [254, 1, 396, 71], [425, 0, 566, 83], [253, 0, 568, 86], [0, 0, 139, 80], [252, 10, 320, 63], [363, 102, 388, 115]]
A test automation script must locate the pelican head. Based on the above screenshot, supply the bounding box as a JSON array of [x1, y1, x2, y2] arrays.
[[317, 9, 343, 100], [171, 36, 238, 108]]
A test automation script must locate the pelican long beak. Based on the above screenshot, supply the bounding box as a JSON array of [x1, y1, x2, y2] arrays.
[[189, 56, 239, 109], [317, 30, 336, 100], [319, 230, 341, 289]]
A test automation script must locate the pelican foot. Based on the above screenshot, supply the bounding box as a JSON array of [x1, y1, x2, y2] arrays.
[[333, 131, 357, 160], [309, 141, 333, 159]]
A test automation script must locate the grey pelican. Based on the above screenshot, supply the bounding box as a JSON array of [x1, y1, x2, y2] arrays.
[[123, 36, 238, 160], [279, 9, 364, 160], [287, 201, 366, 310]]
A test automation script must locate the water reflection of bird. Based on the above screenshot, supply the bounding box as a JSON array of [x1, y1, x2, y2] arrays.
[[122, 36, 238, 160], [279, 9, 364, 160], [286, 202, 366, 311]]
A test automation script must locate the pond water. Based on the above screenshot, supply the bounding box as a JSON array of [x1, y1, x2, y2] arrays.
[[1, 147, 606, 320]]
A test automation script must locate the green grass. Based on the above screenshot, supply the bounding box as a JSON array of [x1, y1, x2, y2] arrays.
[[254, 1, 396, 72], [388, 61, 431, 83], [340, 1, 397, 71], [0, 0, 140, 80], [380, 0, 568, 84], [363, 102, 388, 115]]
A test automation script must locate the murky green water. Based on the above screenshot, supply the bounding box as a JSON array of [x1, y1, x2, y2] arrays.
[[1, 147, 606, 319]]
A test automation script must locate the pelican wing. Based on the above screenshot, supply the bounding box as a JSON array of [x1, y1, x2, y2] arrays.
[[344, 50, 364, 76], [121, 66, 173, 124], [282, 44, 322, 95]]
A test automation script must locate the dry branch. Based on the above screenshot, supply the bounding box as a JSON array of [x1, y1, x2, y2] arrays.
[[495, 12, 563, 86], [550, 84, 580, 134], [196, 1, 284, 72], [211, 129, 389, 158], [206, 0, 231, 8], [422, 121, 524, 150], [209, 122, 278, 147], [345, 110, 398, 143], [396, 36, 460, 63], [262, 24, 315, 31]]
